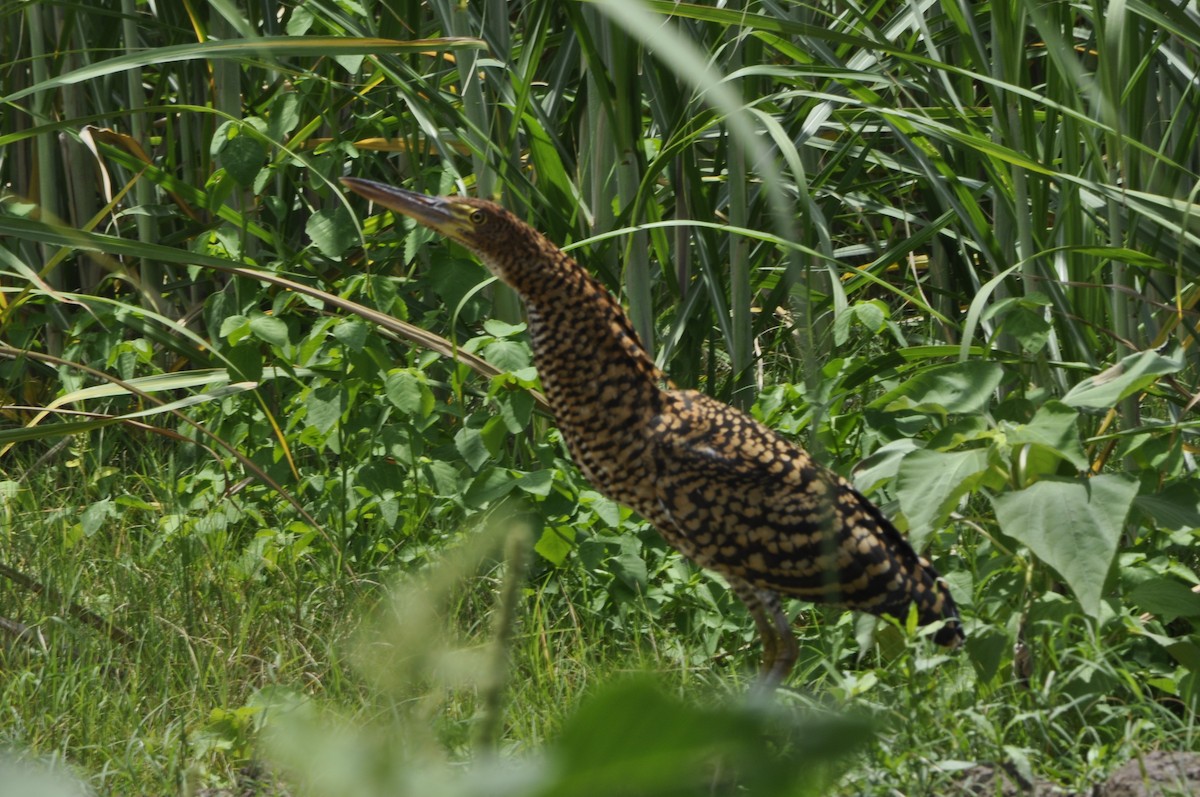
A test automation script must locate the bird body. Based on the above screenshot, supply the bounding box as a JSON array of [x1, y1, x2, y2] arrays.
[[341, 177, 962, 686]]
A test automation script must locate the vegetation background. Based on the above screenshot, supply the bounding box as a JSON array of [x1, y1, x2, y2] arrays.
[[2, 0, 1200, 794]]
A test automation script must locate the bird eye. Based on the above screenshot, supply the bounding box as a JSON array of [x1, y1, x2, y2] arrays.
[[469, 210, 486, 225]]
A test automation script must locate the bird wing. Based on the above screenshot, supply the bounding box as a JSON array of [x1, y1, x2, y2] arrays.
[[645, 388, 955, 625]]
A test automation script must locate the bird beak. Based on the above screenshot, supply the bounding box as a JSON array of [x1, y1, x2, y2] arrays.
[[340, 177, 455, 229]]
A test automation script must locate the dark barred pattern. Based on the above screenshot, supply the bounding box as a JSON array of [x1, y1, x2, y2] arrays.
[[340, 179, 963, 684]]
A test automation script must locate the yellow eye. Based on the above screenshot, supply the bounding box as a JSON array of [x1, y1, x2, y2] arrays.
[[469, 209, 486, 225]]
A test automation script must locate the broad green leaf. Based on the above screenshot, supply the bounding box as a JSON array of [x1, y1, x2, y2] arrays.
[[496, 390, 534, 433], [1135, 482, 1200, 530], [464, 468, 517, 506], [870, 360, 1003, 416], [548, 676, 870, 796], [385, 370, 424, 415], [480, 415, 509, 455], [226, 344, 263, 383], [304, 386, 345, 433], [535, 526, 575, 565], [332, 319, 368, 351], [266, 93, 301, 141], [219, 314, 251, 342], [426, 460, 462, 498], [285, 5, 313, 35], [484, 339, 532, 372], [1129, 578, 1200, 622], [1062, 350, 1184, 410], [454, 426, 491, 471], [356, 461, 404, 495], [895, 448, 991, 548], [1001, 400, 1088, 471], [1000, 303, 1052, 353], [80, 498, 116, 538], [249, 314, 289, 347], [834, 300, 887, 345], [581, 490, 622, 527], [219, 133, 266, 187], [306, 206, 357, 259], [1137, 628, 1200, 672], [612, 550, 648, 592], [482, 318, 526, 338], [964, 626, 1008, 685], [991, 474, 1138, 618], [513, 469, 554, 497], [578, 538, 616, 573], [852, 439, 920, 493]]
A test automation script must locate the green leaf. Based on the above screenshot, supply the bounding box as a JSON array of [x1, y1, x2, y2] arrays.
[[836, 300, 888, 345], [454, 426, 491, 471], [332, 319, 368, 351], [426, 253, 486, 311], [991, 474, 1139, 618], [895, 448, 991, 548], [483, 339, 532, 372], [220, 134, 266, 187], [80, 498, 116, 538], [612, 548, 648, 592], [1129, 578, 1200, 622], [852, 439, 920, 493], [306, 206, 357, 259], [1135, 482, 1200, 530], [1000, 303, 1052, 353], [384, 370, 429, 416], [535, 526, 575, 566], [1062, 349, 1184, 410], [304, 385, 344, 433], [249, 314, 289, 348], [513, 469, 554, 496], [964, 626, 1009, 684], [1139, 629, 1200, 671], [219, 314, 250, 342], [225, 343, 263, 383], [581, 490, 622, 527], [267, 92, 301, 141], [482, 318, 526, 337], [426, 460, 462, 498], [496, 390, 534, 433], [1002, 400, 1088, 471], [285, 4, 313, 35], [480, 415, 509, 455], [464, 467, 516, 506], [870, 360, 1003, 416], [547, 677, 870, 796]]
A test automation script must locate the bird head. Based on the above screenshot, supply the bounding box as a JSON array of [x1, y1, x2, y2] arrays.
[[341, 177, 547, 286]]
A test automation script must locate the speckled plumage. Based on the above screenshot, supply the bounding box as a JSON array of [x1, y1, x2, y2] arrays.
[[342, 177, 962, 686]]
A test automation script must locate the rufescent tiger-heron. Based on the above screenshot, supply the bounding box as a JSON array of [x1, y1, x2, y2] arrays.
[[341, 177, 962, 688]]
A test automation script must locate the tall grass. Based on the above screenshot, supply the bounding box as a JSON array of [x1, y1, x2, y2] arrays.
[[2, 0, 1200, 793]]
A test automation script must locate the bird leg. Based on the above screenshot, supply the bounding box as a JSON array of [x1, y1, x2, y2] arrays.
[[762, 588, 798, 688], [730, 578, 796, 690]]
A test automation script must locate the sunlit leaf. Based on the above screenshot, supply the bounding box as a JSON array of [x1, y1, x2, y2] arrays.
[[991, 475, 1138, 617], [871, 361, 1003, 416], [306, 206, 357, 259], [896, 448, 991, 547], [1001, 400, 1088, 471], [1062, 350, 1184, 411], [304, 386, 345, 433]]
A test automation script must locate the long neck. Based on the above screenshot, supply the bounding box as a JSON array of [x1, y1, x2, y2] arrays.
[[497, 246, 667, 493], [522, 258, 666, 414]]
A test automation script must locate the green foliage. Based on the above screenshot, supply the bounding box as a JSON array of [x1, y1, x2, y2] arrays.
[[2, 0, 1200, 794], [261, 530, 870, 797]]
